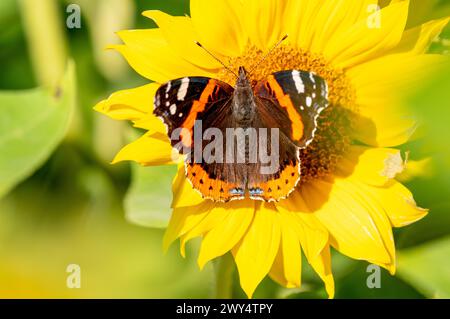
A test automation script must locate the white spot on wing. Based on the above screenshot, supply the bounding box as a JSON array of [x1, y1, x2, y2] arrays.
[[306, 96, 312, 107], [178, 77, 190, 101], [170, 104, 177, 115], [165, 82, 171, 99], [292, 70, 304, 93]]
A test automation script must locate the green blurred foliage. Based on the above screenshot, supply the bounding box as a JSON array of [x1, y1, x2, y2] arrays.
[[0, 61, 75, 197], [398, 236, 450, 298], [0, 0, 214, 299], [397, 62, 450, 248], [0, 0, 449, 298], [125, 163, 176, 228]]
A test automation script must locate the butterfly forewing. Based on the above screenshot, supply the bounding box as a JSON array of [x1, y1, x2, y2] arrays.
[[255, 70, 329, 148], [153, 77, 233, 154]]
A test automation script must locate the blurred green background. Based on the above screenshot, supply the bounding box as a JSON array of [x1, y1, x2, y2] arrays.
[[0, 0, 449, 298]]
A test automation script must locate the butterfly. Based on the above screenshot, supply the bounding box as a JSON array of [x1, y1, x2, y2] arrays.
[[153, 65, 329, 202]]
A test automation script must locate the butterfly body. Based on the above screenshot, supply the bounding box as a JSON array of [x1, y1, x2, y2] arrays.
[[232, 67, 257, 124], [154, 67, 329, 202]]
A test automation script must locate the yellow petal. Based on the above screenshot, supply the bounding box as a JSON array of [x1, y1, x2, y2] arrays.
[[347, 54, 448, 147], [142, 10, 222, 69], [179, 207, 229, 257], [302, 178, 393, 267], [309, 245, 335, 299], [348, 54, 448, 97], [112, 132, 178, 166], [132, 114, 167, 135], [287, 0, 377, 50], [171, 162, 205, 209], [356, 180, 428, 228], [232, 203, 281, 298], [111, 29, 216, 83], [340, 179, 397, 274], [336, 145, 405, 186], [269, 212, 302, 289], [269, 246, 291, 288], [286, 0, 321, 50], [242, 0, 289, 51], [163, 201, 213, 251], [296, 0, 376, 53], [94, 83, 158, 121], [190, 0, 247, 57], [324, 1, 410, 69], [391, 17, 450, 55], [350, 110, 417, 148], [197, 201, 255, 269], [276, 192, 333, 296], [277, 193, 328, 260]]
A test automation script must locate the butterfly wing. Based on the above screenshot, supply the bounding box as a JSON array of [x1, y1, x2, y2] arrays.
[[153, 77, 234, 154], [186, 111, 247, 202], [254, 70, 329, 148], [243, 70, 329, 201], [191, 90, 302, 203], [154, 71, 329, 203], [155, 77, 246, 202], [245, 115, 301, 202]]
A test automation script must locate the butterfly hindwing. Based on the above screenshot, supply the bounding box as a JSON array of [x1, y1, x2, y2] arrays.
[[255, 70, 329, 148], [245, 114, 301, 202]]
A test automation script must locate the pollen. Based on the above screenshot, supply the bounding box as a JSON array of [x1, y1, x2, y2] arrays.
[[218, 45, 356, 182]]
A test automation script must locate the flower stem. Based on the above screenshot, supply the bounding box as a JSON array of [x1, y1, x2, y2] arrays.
[[19, 0, 67, 87], [213, 253, 235, 299]]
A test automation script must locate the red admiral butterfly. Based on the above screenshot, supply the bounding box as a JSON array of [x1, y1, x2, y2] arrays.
[[154, 43, 328, 202]]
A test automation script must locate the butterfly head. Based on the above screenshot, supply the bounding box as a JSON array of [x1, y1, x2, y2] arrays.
[[236, 66, 251, 88]]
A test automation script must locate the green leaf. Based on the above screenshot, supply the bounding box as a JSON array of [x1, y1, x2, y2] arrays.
[[124, 163, 176, 228], [0, 61, 75, 198], [397, 236, 450, 298]]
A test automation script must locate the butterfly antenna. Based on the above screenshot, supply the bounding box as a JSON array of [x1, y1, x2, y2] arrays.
[[248, 34, 288, 75], [195, 41, 239, 78]]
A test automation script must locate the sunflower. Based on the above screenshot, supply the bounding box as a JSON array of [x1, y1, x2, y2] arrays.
[[95, 0, 449, 298]]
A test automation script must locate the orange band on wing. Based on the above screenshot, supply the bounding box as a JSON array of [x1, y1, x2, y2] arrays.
[[180, 79, 217, 147], [266, 76, 304, 141], [186, 163, 240, 202], [248, 162, 300, 201]]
